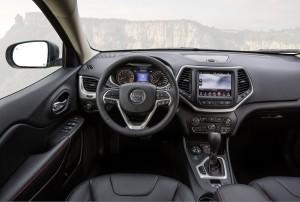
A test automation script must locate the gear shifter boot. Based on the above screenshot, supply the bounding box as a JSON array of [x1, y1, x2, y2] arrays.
[[204, 158, 225, 177]]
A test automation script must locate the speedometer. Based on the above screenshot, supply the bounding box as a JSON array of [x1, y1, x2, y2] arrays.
[[116, 69, 134, 85], [150, 70, 168, 87]]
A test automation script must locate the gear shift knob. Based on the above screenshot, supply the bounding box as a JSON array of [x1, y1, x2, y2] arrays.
[[208, 132, 221, 158], [206, 132, 224, 176]]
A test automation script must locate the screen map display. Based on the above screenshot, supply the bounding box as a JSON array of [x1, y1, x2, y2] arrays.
[[198, 72, 232, 97]]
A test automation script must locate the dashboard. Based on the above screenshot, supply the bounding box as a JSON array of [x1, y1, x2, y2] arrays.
[[78, 50, 300, 136]]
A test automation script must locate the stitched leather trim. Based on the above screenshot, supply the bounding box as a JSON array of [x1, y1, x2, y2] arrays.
[[216, 189, 224, 202], [251, 182, 273, 200], [88, 179, 94, 201], [275, 178, 300, 198], [171, 182, 180, 201]]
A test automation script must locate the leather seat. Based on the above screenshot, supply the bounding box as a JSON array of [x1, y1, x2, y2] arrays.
[[67, 174, 195, 201], [250, 177, 300, 201]]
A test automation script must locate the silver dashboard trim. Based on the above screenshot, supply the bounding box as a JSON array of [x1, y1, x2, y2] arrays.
[[79, 76, 97, 100], [196, 156, 227, 180], [175, 65, 254, 113]]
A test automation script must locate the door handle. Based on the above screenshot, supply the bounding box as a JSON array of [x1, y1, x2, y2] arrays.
[[52, 99, 68, 113]]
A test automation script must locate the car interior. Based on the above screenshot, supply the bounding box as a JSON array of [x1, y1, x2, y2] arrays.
[[1, 0, 300, 201]]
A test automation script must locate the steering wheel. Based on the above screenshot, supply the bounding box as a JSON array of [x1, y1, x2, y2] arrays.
[[96, 55, 179, 137]]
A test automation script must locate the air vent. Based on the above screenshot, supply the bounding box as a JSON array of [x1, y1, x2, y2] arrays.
[[237, 69, 250, 96], [178, 68, 192, 95], [82, 77, 98, 92]]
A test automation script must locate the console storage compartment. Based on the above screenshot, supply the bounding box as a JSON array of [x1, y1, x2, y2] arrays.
[[215, 184, 268, 202]]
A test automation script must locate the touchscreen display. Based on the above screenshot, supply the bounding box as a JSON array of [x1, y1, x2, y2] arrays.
[[199, 72, 232, 97]]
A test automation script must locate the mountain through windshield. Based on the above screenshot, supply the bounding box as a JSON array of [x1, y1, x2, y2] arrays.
[[78, 0, 300, 51]]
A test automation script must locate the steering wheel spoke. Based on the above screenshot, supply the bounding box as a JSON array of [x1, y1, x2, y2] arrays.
[[118, 104, 158, 130], [103, 88, 120, 105], [156, 89, 172, 107]]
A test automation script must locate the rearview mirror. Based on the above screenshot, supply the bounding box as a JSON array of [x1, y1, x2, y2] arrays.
[[6, 41, 61, 68]]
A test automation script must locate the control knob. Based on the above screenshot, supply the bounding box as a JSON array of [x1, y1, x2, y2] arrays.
[[191, 117, 201, 126]]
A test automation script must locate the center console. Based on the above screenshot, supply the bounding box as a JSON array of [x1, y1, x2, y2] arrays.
[[177, 66, 253, 200], [177, 65, 252, 136]]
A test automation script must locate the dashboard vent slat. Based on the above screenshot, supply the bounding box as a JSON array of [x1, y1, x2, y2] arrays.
[[178, 68, 192, 95], [82, 77, 98, 92], [237, 69, 250, 95]]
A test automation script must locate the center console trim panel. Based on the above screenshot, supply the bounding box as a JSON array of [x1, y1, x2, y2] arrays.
[[196, 156, 227, 180], [176, 65, 253, 113]]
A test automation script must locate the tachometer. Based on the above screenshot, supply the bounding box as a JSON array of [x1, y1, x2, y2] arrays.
[[150, 70, 168, 87], [116, 69, 134, 85]]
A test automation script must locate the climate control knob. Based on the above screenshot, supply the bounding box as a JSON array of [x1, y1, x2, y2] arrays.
[[84, 102, 93, 111], [191, 117, 201, 126]]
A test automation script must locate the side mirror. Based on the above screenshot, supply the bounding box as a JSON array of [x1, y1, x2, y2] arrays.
[[6, 40, 61, 68]]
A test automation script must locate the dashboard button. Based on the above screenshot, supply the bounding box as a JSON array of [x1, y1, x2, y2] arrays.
[[220, 127, 231, 134], [215, 117, 223, 122], [224, 118, 232, 126], [201, 100, 207, 105], [225, 101, 232, 105], [200, 117, 208, 122], [208, 124, 216, 131]]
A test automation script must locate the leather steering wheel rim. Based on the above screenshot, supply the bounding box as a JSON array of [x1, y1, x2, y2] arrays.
[[96, 55, 179, 137]]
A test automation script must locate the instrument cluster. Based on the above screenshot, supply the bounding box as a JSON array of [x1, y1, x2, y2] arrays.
[[111, 64, 169, 87]]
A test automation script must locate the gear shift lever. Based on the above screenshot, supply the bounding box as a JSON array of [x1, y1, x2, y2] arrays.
[[208, 132, 221, 163], [206, 132, 223, 176]]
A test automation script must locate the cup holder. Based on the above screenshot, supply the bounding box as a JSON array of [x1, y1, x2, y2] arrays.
[[199, 193, 214, 202]]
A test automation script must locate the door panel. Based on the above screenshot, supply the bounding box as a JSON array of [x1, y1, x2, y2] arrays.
[[0, 67, 83, 200], [0, 67, 80, 135]]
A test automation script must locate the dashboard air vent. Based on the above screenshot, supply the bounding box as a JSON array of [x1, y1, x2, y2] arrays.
[[237, 69, 251, 96], [82, 77, 98, 92], [178, 68, 192, 95]]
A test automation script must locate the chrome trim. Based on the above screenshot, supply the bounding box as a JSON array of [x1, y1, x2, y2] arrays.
[[196, 157, 227, 180], [109, 76, 119, 87], [103, 89, 171, 130], [176, 65, 254, 113], [79, 76, 97, 100]]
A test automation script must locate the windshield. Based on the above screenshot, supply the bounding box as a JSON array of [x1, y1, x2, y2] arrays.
[[78, 0, 300, 51]]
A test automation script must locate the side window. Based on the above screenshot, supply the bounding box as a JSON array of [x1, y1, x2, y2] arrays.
[[0, 1, 63, 99]]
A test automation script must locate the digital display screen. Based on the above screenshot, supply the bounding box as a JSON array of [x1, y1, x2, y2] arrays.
[[136, 71, 150, 82], [199, 72, 232, 97]]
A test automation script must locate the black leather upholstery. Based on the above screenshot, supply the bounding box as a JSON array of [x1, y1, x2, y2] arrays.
[[67, 174, 195, 201], [250, 177, 300, 201], [215, 184, 268, 202]]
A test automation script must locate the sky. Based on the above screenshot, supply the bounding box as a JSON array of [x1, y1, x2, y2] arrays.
[[1, 0, 300, 38], [0, 1, 39, 38], [77, 0, 300, 30]]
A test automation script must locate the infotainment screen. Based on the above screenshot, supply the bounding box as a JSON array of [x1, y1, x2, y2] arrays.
[[198, 72, 232, 97]]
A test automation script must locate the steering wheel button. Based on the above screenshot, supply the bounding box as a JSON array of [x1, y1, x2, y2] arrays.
[[156, 91, 169, 100]]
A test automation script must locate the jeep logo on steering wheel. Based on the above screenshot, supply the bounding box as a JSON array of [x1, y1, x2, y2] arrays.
[[129, 89, 146, 104]]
